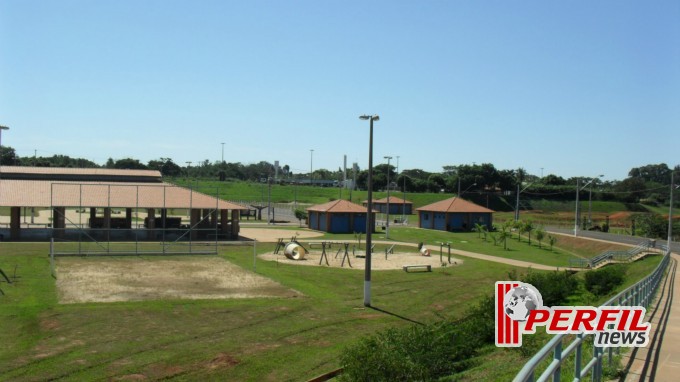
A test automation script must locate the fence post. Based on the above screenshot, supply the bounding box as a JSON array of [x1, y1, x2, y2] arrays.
[[553, 339, 562, 382]]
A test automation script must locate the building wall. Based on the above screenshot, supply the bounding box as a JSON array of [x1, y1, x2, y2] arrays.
[[419, 211, 493, 232]]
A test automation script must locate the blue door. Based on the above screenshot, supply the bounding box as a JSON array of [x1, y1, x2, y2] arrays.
[[353, 213, 367, 233], [319, 213, 327, 231], [434, 213, 447, 230], [449, 214, 464, 230], [331, 213, 349, 233]]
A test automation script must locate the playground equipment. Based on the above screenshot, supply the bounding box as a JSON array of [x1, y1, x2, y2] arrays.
[[417, 242, 431, 256], [284, 242, 307, 260]]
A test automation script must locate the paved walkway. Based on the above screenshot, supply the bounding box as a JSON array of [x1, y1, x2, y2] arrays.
[[622, 253, 679, 382]]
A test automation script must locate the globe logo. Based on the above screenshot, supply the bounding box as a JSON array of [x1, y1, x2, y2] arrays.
[[504, 283, 543, 322]]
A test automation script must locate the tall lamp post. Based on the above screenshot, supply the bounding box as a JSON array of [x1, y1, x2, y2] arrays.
[[309, 149, 314, 185], [384, 156, 392, 239], [0, 125, 9, 180], [221, 142, 225, 163], [587, 176, 604, 228], [669, 171, 678, 255], [360, 114, 379, 307], [514, 182, 532, 222], [574, 175, 603, 236]]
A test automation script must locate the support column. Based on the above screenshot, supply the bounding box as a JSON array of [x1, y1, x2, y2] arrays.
[[190, 209, 201, 240], [220, 209, 229, 235], [103, 208, 112, 229], [231, 209, 240, 239], [104, 207, 111, 241], [10, 207, 21, 240], [125, 208, 133, 229], [90, 208, 97, 224], [53, 207, 66, 238], [147, 208, 156, 240]]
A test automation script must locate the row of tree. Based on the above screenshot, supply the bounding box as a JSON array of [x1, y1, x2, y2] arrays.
[[1, 145, 677, 204]]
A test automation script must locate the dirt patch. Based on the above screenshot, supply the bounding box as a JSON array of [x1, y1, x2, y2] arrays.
[[259, 250, 462, 270], [56, 257, 301, 304]]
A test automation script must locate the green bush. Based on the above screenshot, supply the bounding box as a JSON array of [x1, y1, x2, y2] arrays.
[[522, 270, 579, 306], [339, 297, 495, 381], [584, 265, 626, 297]]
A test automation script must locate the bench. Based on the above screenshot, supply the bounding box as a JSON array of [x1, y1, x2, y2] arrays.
[[402, 264, 432, 273]]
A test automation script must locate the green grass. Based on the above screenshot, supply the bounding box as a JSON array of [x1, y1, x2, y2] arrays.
[[0, 231, 664, 381]]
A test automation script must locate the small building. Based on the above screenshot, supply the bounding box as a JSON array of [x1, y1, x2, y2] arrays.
[[362, 196, 413, 215], [416, 197, 494, 232], [307, 200, 376, 234]]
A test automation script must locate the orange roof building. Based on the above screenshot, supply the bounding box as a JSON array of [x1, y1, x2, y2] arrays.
[[0, 166, 247, 241], [362, 196, 413, 215], [307, 200, 376, 233], [416, 197, 494, 232]]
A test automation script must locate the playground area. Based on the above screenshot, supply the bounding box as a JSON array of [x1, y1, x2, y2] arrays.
[[259, 241, 463, 270]]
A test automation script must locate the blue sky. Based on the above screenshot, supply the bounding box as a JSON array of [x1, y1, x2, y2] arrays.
[[1, 0, 678, 180]]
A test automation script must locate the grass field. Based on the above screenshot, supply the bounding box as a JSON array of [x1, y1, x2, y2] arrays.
[[0, 229, 664, 381]]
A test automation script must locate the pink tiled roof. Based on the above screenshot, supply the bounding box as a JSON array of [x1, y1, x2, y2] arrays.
[[307, 199, 376, 213], [370, 196, 412, 204], [0, 166, 160, 178], [416, 197, 494, 213], [0, 180, 247, 210]]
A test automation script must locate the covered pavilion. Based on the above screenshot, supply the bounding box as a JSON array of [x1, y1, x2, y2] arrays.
[[0, 166, 247, 241]]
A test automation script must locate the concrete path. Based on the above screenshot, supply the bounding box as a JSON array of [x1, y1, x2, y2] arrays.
[[621, 253, 679, 382]]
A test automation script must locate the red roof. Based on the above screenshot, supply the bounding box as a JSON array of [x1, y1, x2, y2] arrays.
[[362, 196, 412, 204], [307, 200, 376, 213], [416, 197, 494, 213], [373, 196, 412, 204]]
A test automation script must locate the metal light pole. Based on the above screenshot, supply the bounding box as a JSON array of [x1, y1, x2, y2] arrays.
[[514, 182, 531, 222], [669, 171, 677, 255], [360, 114, 379, 307], [384, 156, 392, 239], [310, 149, 314, 185], [0, 125, 9, 183], [574, 175, 603, 236], [221, 142, 225, 163]]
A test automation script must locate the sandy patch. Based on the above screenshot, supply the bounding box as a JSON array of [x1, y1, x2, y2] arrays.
[[259, 249, 462, 270], [56, 257, 300, 303], [239, 227, 324, 242]]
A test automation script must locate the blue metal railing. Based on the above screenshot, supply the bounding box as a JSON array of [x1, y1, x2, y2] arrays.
[[514, 252, 671, 382]]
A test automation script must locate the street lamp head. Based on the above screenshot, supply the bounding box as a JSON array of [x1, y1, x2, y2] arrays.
[[0, 125, 9, 130], [359, 115, 379, 121], [384, 156, 392, 160]]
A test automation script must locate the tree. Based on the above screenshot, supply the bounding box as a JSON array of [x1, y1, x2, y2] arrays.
[[548, 235, 557, 251], [635, 213, 668, 239], [473, 223, 486, 239], [523, 220, 535, 246], [499, 221, 513, 250], [0, 146, 17, 165], [294, 209, 308, 227], [113, 158, 148, 170], [535, 227, 546, 249], [542, 174, 567, 186], [427, 174, 446, 193]]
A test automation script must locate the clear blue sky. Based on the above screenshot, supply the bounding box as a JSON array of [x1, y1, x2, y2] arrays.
[[1, 0, 678, 181]]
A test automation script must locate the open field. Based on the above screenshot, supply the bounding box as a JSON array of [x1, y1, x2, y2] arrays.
[[0, 229, 664, 381]]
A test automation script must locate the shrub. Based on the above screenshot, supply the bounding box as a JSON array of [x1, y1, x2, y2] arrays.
[[584, 265, 626, 297], [523, 270, 579, 306], [339, 297, 495, 381]]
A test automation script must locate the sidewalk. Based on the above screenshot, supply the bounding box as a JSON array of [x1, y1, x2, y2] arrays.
[[622, 253, 679, 381]]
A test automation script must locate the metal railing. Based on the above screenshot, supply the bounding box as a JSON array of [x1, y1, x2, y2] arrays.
[[513, 252, 671, 382], [569, 240, 655, 268]]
